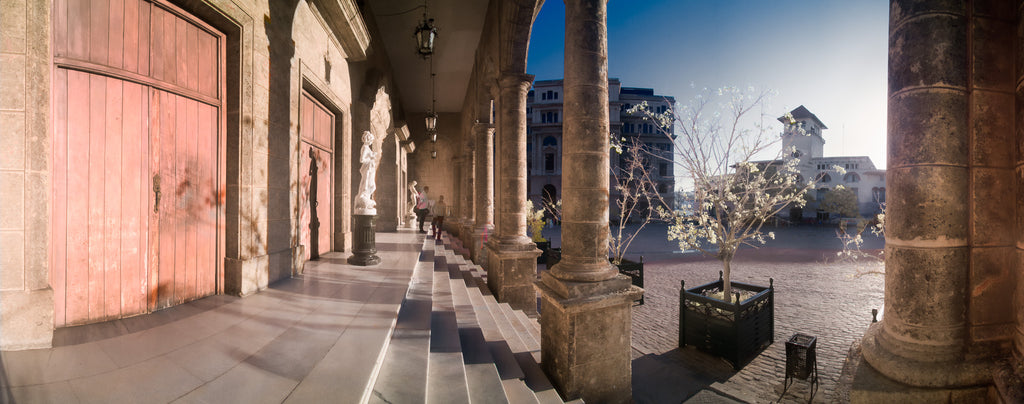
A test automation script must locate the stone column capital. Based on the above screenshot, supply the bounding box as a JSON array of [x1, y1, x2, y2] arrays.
[[499, 72, 535, 91], [472, 121, 495, 133]]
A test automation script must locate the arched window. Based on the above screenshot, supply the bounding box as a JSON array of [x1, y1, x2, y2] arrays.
[[844, 172, 861, 183], [542, 136, 558, 146], [818, 173, 832, 183]]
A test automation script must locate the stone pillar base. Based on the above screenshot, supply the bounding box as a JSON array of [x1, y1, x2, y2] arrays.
[[292, 245, 306, 276], [445, 218, 460, 238], [334, 230, 352, 252], [993, 357, 1024, 403], [842, 336, 993, 403], [470, 226, 491, 266], [226, 246, 301, 296], [485, 240, 542, 314], [458, 220, 474, 251], [0, 288, 54, 350], [860, 322, 993, 388], [349, 214, 381, 266], [225, 254, 270, 296], [535, 272, 642, 403]]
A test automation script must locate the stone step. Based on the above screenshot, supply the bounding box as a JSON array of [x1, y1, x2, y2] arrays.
[[443, 258, 513, 404], [499, 302, 540, 352], [436, 233, 568, 404], [458, 327, 511, 404], [368, 239, 435, 404], [441, 247, 540, 404], [427, 251, 471, 404], [514, 351, 565, 404], [482, 294, 530, 354], [461, 274, 526, 381]]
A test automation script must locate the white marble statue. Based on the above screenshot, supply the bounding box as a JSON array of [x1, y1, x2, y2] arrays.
[[355, 131, 378, 215], [407, 181, 419, 224]]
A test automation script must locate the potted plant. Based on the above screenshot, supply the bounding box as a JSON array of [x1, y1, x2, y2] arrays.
[[526, 200, 550, 263], [634, 88, 816, 368]]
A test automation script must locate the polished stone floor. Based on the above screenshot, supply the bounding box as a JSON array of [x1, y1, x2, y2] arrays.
[[0, 232, 424, 403]]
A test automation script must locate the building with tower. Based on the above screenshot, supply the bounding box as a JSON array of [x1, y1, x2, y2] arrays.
[[779, 106, 886, 222]]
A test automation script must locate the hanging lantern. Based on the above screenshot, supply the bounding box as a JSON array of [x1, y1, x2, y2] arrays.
[[425, 112, 438, 132], [414, 17, 437, 57], [431, 149, 437, 159], [430, 131, 438, 143]]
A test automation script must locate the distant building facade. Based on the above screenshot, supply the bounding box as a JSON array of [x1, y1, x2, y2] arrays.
[[526, 79, 676, 218], [781, 106, 886, 221]]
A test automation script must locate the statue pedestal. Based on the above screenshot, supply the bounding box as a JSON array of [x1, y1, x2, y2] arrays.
[[348, 214, 381, 266]]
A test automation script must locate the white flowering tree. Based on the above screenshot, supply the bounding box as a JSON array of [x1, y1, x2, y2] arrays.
[[609, 138, 669, 265], [633, 88, 816, 302]]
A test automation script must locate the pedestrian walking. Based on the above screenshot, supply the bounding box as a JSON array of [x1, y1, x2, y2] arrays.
[[415, 186, 430, 233], [431, 195, 448, 240]]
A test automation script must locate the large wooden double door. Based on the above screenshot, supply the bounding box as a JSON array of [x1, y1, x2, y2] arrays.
[[51, 0, 224, 326], [299, 93, 334, 261]]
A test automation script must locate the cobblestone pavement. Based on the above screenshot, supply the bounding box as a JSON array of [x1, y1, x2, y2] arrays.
[[628, 236, 884, 403], [540, 224, 885, 403]]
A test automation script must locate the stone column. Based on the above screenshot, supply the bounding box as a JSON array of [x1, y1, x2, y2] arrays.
[[484, 73, 541, 314], [460, 141, 476, 244], [1, 0, 54, 350], [534, 0, 641, 402], [857, 0, 1014, 395], [472, 122, 495, 264], [449, 157, 462, 236]]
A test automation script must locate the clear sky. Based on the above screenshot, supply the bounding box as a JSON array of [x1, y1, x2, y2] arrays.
[[527, 1, 889, 169]]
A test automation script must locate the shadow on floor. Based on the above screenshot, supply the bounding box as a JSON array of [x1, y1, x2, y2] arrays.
[[632, 347, 736, 404], [0, 354, 13, 403]]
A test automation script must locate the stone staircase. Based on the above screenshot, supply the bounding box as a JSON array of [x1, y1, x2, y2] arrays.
[[367, 234, 577, 404]]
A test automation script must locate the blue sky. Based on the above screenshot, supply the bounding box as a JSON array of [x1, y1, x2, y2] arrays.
[[527, 1, 889, 168]]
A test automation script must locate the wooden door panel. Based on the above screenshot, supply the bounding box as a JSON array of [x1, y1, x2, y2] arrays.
[[153, 89, 219, 308], [299, 93, 334, 261], [102, 77, 123, 319], [53, 0, 221, 326], [54, 71, 151, 326], [87, 73, 106, 320], [197, 103, 217, 295], [316, 152, 331, 256], [120, 81, 148, 316]]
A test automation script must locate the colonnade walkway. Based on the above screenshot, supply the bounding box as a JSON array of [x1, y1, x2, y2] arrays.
[[0, 231, 573, 403]]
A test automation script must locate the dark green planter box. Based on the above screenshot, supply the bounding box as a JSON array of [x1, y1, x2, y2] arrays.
[[679, 272, 774, 370], [535, 241, 551, 264]]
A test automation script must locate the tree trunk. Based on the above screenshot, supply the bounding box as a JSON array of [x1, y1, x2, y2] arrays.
[[722, 258, 732, 304]]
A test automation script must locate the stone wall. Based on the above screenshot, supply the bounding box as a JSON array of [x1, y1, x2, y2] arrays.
[[0, 0, 53, 350]]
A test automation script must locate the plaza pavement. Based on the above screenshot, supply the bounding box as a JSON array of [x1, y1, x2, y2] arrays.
[[542, 223, 886, 403]]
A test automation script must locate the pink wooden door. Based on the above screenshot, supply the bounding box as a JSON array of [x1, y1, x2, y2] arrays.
[[51, 0, 223, 326], [299, 94, 334, 261]]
